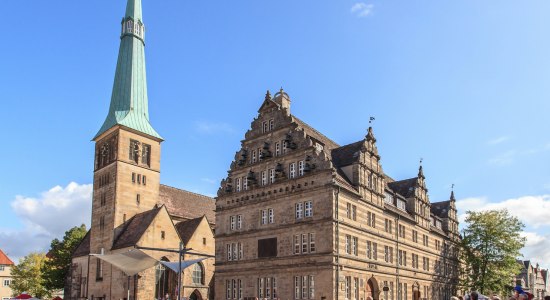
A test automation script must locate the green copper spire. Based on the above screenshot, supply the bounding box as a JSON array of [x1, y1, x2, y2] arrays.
[[95, 0, 162, 140]]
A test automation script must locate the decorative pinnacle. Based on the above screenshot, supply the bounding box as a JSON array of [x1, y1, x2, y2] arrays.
[[418, 159, 425, 178], [265, 90, 272, 101], [450, 184, 456, 201], [366, 126, 376, 142]]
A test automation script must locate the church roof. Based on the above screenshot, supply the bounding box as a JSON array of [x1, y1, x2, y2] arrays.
[[175, 216, 206, 245], [0, 249, 14, 265], [72, 230, 91, 258], [158, 185, 216, 225], [112, 206, 162, 250], [94, 0, 162, 140]]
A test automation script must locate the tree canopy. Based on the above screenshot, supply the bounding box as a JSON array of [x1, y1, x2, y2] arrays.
[[11, 252, 50, 298], [460, 209, 525, 296], [41, 224, 87, 291]]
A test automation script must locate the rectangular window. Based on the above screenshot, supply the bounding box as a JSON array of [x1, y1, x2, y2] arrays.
[[347, 203, 352, 219], [397, 199, 406, 210], [238, 279, 242, 299], [266, 277, 271, 298], [238, 242, 243, 260], [3, 279, 10, 287], [226, 244, 232, 261], [345, 235, 351, 254], [243, 176, 248, 191], [283, 140, 288, 154], [309, 233, 316, 253], [367, 241, 372, 259], [232, 243, 237, 261], [261, 210, 267, 225], [252, 150, 257, 163], [269, 119, 274, 130], [385, 246, 389, 262], [273, 278, 277, 299], [232, 279, 237, 299], [413, 230, 418, 243], [289, 162, 296, 178], [137, 174, 141, 184], [352, 236, 358, 256], [226, 280, 231, 299], [302, 234, 308, 254], [295, 276, 300, 299], [236, 178, 241, 192], [268, 208, 274, 224], [230, 216, 236, 231], [345, 276, 351, 300], [354, 277, 359, 300], [262, 121, 268, 133], [269, 169, 275, 183], [237, 215, 242, 229], [96, 258, 103, 280], [261, 170, 267, 186], [258, 278, 264, 298], [294, 235, 301, 254], [373, 242, 378, 260], [275, 142, 281, 156], [132, 172, 136, 183], [302, 276, 308, 299], [309, 275, 315, 299], [298, 160, 304, 176], [143, 175, 146, 185], [305, 201, 313, 217], [295, 202, 304, 219]]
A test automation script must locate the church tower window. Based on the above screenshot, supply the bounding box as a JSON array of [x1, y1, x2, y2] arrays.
[[129, 139, 140, 163], [142, 144, 151, 166]]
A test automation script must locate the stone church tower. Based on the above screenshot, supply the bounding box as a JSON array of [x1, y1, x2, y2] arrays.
[[90, 0, 162, 264], [68, 1, 216, 299]]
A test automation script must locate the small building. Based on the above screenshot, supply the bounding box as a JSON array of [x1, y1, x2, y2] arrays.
[[516, 260, 548, 300], [0, 249, 14, 300]]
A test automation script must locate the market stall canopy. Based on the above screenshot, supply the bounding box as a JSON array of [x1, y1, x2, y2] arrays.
[[91, 249, 157, 276], [160, 257, 207, 273]]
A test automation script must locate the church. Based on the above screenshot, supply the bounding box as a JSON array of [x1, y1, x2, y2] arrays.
[[68, 0, 216, 299]]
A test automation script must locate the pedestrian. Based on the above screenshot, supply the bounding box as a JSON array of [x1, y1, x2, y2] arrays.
[[471, 291, 479, 300]]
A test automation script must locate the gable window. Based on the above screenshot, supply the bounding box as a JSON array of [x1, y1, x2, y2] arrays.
[[269, 119, 274, 131], [397, 199, 406, 211], [262, 121, 268, 133], [289, 162, 296, 179], [298, 160, 304, 176], [275, 142, 280, 156], [261, 171, 267, 186]]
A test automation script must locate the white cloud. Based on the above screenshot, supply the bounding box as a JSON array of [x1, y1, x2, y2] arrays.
[[456, 194, 550, 229], [201, 178, 217, 184], [195, 121, 235, 134], [0, 182, 92, 261], [351, 3, 374, 18], [487, 136, 510, 145], [520, 231, 550, 269], [488, 150, 516, 166]]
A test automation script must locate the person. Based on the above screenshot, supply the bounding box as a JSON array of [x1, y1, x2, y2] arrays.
[[451, 297, 459, 300], [470, 291, 479, 300]]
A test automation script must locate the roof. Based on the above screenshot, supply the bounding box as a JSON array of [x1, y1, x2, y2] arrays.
[[293, 116, 340, 150], [175, 217, 205, 245], [0, 249, 14, 265], [112, 206, 162, 250], [387, 178, 417, 198], [158, 185, 215, 224], [94, 0, 162, 140], [331, 141, 363, 167], [431, 200, 451, 218], [72, 230, 91, 258]]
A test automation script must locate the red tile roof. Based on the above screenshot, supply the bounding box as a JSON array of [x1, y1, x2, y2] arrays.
[[158, 185, 215, 224], [0, 249, 14, 265]]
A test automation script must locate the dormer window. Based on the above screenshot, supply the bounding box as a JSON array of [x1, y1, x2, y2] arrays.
[[397, 199, 406, 211]]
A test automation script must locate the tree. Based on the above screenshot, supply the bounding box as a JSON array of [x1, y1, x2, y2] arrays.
[[460, 209, 525, 296], [11, 252, 51, 298], [41, 224, 87, 292]]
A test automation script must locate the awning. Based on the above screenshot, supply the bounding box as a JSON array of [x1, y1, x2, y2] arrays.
[[91, 249, 158, 276], [160, 258, 207, 273]]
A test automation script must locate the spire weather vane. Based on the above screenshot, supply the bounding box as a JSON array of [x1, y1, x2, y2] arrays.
[[369, 116, 375, 124]]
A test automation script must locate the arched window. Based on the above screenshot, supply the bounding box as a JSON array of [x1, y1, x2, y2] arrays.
[[192, 263, 204, 285]]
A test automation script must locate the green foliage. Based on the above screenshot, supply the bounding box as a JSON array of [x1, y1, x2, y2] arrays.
[[11, 253, 51, 298], [460, 209, 525, 296], [41, 224, 88, 291]]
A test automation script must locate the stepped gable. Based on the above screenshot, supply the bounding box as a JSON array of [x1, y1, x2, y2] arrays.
[[112, 206, 162, 250], [431, 200, 451, 218], [0, 249, 14, 265], [72, 230, 91, 258], [175, 216, 205, 245], [387, 177, 417, 198], [158, 184, 215, 225]]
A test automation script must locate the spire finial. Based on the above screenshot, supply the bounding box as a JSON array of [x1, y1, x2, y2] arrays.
[[450, 184, 456, 201], [418, 158, 424, 178], [265, 90, 272, 101]]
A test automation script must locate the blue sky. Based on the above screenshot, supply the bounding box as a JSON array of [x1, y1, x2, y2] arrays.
[[1, 0, 549, 266]]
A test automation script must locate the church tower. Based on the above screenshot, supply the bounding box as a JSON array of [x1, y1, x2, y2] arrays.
[[89, 0, 162, 285]]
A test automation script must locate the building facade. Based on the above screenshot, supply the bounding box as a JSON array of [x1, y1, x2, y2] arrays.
[[67, 1, 215, 299], [0, 250, 14, 300], [516, 260, 548, 300], [215, 91, 461, 300]]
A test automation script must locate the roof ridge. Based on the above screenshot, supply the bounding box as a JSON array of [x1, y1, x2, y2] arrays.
[[0, 249, 14, 265], [160, 184, 213, 200], [292, 115, 340, 148]]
